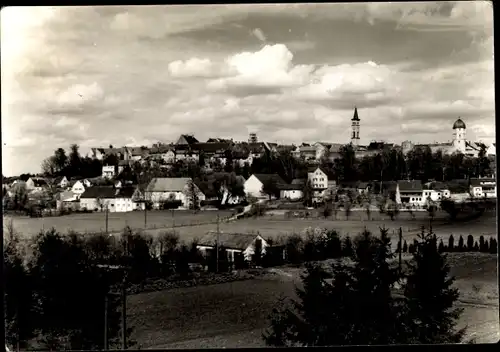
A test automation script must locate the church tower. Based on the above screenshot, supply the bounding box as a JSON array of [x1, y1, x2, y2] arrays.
[[351, 107, 360, 146], [452, 117, 466, 153]]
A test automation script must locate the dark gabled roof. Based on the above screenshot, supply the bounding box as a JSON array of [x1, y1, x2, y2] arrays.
[[198, 232, 263, 251], [291, 178, 306, 185], [367, 142, 393, 150], [146, 177, 192, 192], [277, 183, 302, 191], [195, 181, 218, 199], [178, 134, 199, 145], [149, 144, 174, 154], [469, 178, 496, 186], [307, 166, 328, 174], [31, 178, 48, 187], [80, 186, 117, 199], [115, 187, 137, 198], [191, 142, 231, 153], [427, 181, 448, 191], [358, 182, 370, 189], [206, 138, 233, 143], [397, 180, 423, 192], [252, 173, 285, 185]]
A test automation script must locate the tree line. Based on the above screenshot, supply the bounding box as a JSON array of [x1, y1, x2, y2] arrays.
[[263, 227, 471, 346]]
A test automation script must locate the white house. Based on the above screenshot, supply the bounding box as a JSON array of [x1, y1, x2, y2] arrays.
[[145, 177, 205, 209], [102, 165, 116, 179], [197, 232, 269, 263], [470, 178, 497, 198], [244, 174, 286, 199], [26, 177, 49, 193], [70, 180, 86, 198], [307, 167, 329, 202], [80, 186, 144, 212], [56, 191, 79, 210], [396, 180, 424, 207], [52, 176, 69, 189], [278, 181, 304, 200], [486, 142, 496, 156]]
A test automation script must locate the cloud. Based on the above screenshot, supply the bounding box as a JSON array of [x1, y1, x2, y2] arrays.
[[252, 28, 267, 41], [168, 58, 217, 78]]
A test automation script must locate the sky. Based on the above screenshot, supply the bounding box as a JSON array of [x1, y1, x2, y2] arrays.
[[1, 2, 495, 176]]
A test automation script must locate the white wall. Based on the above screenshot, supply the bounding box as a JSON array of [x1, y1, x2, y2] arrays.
[[102, 166, 115, 179], [280, 189, 303, 200], [71, 181, 86, 197], [244, 175, 265, 198]]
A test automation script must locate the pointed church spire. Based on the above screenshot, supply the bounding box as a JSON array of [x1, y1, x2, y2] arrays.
[[352, 106, 360, 121]]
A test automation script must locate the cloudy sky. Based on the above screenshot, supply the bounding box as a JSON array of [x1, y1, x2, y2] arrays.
[[1, 2, 494, 176]]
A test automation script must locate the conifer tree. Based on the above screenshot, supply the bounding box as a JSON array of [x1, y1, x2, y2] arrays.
[[402, 240, 408, 253], [403, 230, 465, 344], [438, 239, 445, 253], [342, 235, 354, 257], [466, 235, 474, 251], [489, 238, 497, 254], [479, 235, 486, 253], [448, 235, 455, 252], [457, 235, 465, 252]]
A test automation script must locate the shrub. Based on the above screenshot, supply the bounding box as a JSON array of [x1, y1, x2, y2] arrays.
[[438, 239, 445, 253], [200, 199, 220, 207], [473, 241, 479, 252], [285, 234, 303, 264], [448, 235, 455, 252], [160, 200, 182, 210], [457, 236, 465, 252], [402, 240, 408, 253], [479, 236, 487, 253], [342, 235, 354, 257], [324, 230, 342, 259], [489, 238, 498, 254]]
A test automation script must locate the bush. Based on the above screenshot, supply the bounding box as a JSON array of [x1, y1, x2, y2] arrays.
[[489, 237, 498, 254], [262, 246, 286, 268], [403, 240, 408, 253], [457, 236, 465, 252], [285, 234, 304, 264], [160, 200, 182, 210], [324, 230, 342, 259], [479, 236, 487, 253], [466, 235, 474, 251], [342, 235, 354, 257], [448, 235, 455, 252]]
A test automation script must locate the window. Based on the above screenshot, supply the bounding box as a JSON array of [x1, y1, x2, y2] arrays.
[[411, 198, 414, 201]]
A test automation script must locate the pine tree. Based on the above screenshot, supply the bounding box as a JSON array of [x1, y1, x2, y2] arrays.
[[466, 235, 474, 251], [448, 235, 455, 252], [457, 236, 465, 252], [438, 239, 445, 253], [489, 238, 497, 254], [473, 241, 479, 252], [479, 236, 486, 252], [403, 230, 465, 344], [325, 230, 342, 258], [483, 238, 489, 253], [402, 240, 408, 253], [342, 235, 354, 257]]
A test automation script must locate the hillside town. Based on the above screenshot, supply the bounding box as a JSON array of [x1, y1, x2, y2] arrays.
[[3, 111, 496, 216]]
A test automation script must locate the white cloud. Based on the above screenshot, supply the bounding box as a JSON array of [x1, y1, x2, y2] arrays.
[[252, 28, 267, 42], [56, 82, 104, 107], [168, 57, 216, 78]]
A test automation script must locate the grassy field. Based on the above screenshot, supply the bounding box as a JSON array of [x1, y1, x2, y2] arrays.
[[3, 210, 235, 236], [128, 252, 499, 349]]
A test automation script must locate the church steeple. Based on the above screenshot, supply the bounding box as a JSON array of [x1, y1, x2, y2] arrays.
[[351, 107, 360, 146], [352, 106, 360, 121]]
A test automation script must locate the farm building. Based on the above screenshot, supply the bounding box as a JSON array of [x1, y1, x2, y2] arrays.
[[56, 191, 80, 211], [244, 174, 285, 199], [278, 183, 303, 200], [197, 232, 269, 263], [80, 186, 143, 212], [145, 177, 205, 209], [26, 177, 49, 193]]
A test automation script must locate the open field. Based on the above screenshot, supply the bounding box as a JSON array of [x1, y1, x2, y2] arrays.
[[128, 252, 499, 348], [3, 210, 235, 236], [5, 210, 496, 253]]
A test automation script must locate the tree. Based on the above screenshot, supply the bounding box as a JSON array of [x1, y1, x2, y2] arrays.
[[253, 238, 263, 266], [403, 240, 408, 253], [438, 239, 445, 253], [262, 177, 279, 200], [448, 235, 455, 252], [185, 179, 200, 210], [489, 237, 497, 254], [342, 235, 354, 257], [302, 180, 313, 207], [363, 192, 372, 220], [198, 150, 206, 168], [53, 148, 68, 173], [41, 156, 58, 176], [457, 235, 465, 252], [4, 229, 36, 350], [479, 236, 486, 253], [227, 172, 245, 200], [344, 198, 352, 220], [403, 230, 466, 343], [466, 235, 474, 252]]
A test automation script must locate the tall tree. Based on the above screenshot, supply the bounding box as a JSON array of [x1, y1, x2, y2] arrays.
[[262, 177, 279, 200], [403, 231, 465, 343], [68, 144, 83, 177], [53, 148, 68, 173]]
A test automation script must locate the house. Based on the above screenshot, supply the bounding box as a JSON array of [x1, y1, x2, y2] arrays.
[[56, 191, 80, 211], [26, 177, 49, 193], [397, 180, 423, 206], [423, 181, 451, 202], [470, 178, 497, 198], [80, 186, 144, 212], [102, 165, 116, 179], [278, 183, 304, 200], [307, 167, 329, 202], [52, 176, 69, 188], [486, 142, 496, 156], [70, 180, 86, 198], [357, 182, 370, 194], [80, 186, 117, 211], [244, 174, 286, 199], [176, 134, 199, 146], [128, 146, 150, 161], [196, 232, 269, 263], [145, 177, 205, 209]]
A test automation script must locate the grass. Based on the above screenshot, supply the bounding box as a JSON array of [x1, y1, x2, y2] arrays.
[[128, 252, 498, 349]]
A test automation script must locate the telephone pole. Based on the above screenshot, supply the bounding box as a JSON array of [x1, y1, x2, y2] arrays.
[[216, 213, 220, 273], [121, 273, 127, 350], [105, 206, 109, 234], [104, 294, 108, 350], [398, 227, 403, 275], [172, 209, 175, 228]]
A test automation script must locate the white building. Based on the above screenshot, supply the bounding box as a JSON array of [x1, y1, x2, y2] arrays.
[[102, 165, 116, 179], [145, 177, 205, 209], [79, 186, 144, 212], [244, 174, 285, 199], [307, 167, 329, 202], [70, 180, 86, 198], [197, 232, 269, 263], [26, 177, 49, 193], [470, 178, 497, 198]]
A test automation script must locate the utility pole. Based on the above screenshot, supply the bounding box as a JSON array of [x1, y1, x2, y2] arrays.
[[216, 213, 220, 273], [172, 209, 175, 228], [144, 197, 147, 229], [121, 273, 127, 350], [104, 294, 108, 350], [398, 227, 403, 275], [105, 205, 109, 234]]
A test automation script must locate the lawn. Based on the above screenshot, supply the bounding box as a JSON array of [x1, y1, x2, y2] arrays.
[[128, 252, 499, 349]]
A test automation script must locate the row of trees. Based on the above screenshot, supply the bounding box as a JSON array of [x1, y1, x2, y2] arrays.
[[263, 228, 468, 346], [41, 144, 102, 179]]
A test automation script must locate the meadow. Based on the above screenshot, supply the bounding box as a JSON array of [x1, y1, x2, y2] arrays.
[[128, 252, 499, 349]]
